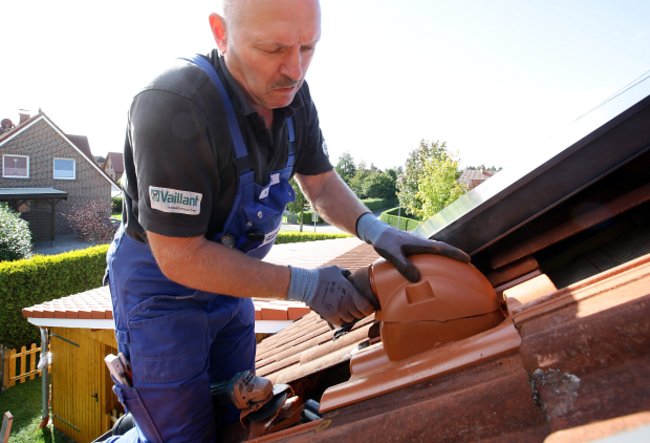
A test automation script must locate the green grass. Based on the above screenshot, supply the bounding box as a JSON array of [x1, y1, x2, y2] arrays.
[[110, 213, 122, 221], [0, 378, 73, 443]]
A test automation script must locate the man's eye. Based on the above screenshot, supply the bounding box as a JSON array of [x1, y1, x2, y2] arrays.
[[262, 47, 282, 54], [301, 46, 315, 53]]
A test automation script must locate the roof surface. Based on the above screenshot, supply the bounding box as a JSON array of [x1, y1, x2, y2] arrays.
[[66, 134, 93, 159], [105, 152, 124, 173], [458, 168, 497, 190], [249, 248, 650, 443]]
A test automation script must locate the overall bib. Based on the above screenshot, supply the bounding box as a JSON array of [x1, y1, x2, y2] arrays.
[[105, 55, 296, 443]]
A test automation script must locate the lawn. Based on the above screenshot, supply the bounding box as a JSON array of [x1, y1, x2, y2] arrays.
[[0, 379, 73, 443]]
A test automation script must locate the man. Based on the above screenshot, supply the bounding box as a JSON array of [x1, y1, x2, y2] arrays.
[[105, 1, 469, 442]]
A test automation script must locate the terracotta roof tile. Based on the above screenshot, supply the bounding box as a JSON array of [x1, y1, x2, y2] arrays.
[[248, 244, 650, 442]]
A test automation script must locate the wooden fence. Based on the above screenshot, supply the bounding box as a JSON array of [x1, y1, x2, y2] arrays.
[[1, 343, 44, 390]]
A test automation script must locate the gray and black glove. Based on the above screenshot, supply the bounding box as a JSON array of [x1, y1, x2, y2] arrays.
[[356, 212, 470, 282], [286, 266, 374, 326]]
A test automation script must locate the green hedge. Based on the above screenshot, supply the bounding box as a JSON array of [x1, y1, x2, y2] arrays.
[[380, 207, 421, 231], [275, 232, 351, 244], [0, 245, 109, 349], [361, 197, 398, 212]]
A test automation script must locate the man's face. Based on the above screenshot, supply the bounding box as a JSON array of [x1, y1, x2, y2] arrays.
[[221, 0, 321, 110]]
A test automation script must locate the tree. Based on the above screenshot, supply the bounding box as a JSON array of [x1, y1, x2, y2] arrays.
[[363, 172, 397, 200], [413, 152, 468, 220], [334, 151, 356, 185], [286, 177, 308, 232], [348, 167, 371, 199], [397, 140, 450, 216]]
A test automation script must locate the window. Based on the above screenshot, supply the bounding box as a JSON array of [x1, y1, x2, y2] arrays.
[[3, 154, 29, 178], [54, 158, 76, 179]]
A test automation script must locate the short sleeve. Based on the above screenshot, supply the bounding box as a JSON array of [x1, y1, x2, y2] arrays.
[[129, 90, 218, 237], [295, 84, 333, 176]]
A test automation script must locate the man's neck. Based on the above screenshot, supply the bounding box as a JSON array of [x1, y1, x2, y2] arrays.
[[223, 54, 274, 131]]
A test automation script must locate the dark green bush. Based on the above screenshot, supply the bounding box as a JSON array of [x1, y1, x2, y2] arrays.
[[275, 232, 351, 244], [0, 245, 109, 349], [111, 195, 123, 214], [380, 207, 421, 231], [361, 197, 399, 212], [0, 204, 33, 262]]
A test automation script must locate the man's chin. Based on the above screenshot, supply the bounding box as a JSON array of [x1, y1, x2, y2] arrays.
[[263, 90, 298, 109]]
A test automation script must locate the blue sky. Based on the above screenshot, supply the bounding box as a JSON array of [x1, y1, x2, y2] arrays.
[[2, 0, 649, 171]]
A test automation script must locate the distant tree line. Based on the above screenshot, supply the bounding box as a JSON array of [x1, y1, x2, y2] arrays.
[[287, 140, 501, 224]]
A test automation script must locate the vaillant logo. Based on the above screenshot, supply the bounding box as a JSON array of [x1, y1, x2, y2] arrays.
[[149, 186, 202, 215]]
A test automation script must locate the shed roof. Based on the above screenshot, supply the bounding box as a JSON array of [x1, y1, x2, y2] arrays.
[[22, 237, 364, 333]]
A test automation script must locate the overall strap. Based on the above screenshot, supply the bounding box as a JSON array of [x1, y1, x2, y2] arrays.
[[286, 114, 296, 168], [179, 55, 295, 174], [178, 55, 248, 162]]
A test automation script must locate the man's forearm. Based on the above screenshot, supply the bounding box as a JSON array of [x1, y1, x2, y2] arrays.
[[147, 231, 291, 300], [295, 170, 368, 236]]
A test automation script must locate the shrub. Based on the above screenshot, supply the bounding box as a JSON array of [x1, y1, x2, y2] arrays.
[[275, 232, 351, 244], [112, 195, 123, 214], [380, 207, 421, 231], [361, 197, 399, 212], [0, 245, 109, 349], [0, 203, 32, 262], [61, 200, 118, 244]]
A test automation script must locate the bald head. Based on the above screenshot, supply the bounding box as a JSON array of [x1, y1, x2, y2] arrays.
[[210, 0, 322, 111], [220, 0, 244, 30]]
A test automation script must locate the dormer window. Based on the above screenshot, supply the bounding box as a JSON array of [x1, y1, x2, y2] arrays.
[[2, 154, 29, 178], [54, 158, 76, 180]]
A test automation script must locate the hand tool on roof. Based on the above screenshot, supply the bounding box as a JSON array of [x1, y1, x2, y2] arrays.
[[343, 254, 505, 361], [211, 370, 294, 423]]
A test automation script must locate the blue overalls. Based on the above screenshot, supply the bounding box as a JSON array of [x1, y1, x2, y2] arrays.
[[105, 55, 296, 443]]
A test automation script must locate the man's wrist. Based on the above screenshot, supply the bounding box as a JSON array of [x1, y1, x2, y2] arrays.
[[356, 213, 389, 245], [287, 266, 319, 305]]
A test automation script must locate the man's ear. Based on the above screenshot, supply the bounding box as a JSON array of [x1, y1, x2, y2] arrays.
[[209, 13, 228, 54]]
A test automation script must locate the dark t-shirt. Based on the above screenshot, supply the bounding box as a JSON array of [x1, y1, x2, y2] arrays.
[[122, 50, 332, 243]]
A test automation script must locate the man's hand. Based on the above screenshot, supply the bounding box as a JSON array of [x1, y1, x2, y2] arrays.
[[286, 266, 375, 326], [356, 213, 470, 282]]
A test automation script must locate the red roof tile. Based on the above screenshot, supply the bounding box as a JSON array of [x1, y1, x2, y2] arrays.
[[23, 285, 309, 323], [247, 246, 650, 443]]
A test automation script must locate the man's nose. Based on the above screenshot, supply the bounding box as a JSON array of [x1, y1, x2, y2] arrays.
[[280, 47, 303, 81]]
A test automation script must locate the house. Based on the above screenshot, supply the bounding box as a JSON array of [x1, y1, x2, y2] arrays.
[[103, 152, 124, 183], [458, 167, 498, 190], [0, 112, 119, 242], [21, 237, 361, 443]]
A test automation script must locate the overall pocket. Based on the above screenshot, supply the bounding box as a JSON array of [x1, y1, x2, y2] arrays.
[[112, 377, 164, 443], [129, 308, 208, 383]]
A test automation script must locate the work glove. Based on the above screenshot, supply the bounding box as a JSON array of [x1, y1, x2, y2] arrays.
[[356, 212, 470, 282], [286, 266, 375, 326]]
